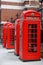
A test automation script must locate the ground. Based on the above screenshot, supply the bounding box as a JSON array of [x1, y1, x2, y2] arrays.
[[0, 45, 43, 65]]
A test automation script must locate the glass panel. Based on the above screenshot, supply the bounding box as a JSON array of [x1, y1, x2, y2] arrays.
[[28, 24, 37, 52]]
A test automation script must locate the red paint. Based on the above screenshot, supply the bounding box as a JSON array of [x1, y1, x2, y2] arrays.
[[14, 19, 20, 56], [6, 23, 15, 49], [3, 22, 11, 47], [19, 10, 41, 61]]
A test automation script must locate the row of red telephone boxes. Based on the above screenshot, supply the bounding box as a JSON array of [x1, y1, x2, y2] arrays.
[[2, 10, 41, 61]]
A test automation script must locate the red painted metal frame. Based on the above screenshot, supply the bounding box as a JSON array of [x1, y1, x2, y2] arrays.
[[19, 10, 41, 61], [3, 22, 11, 47], [6, 23, 15, 49], [14, 19, 20, 56]]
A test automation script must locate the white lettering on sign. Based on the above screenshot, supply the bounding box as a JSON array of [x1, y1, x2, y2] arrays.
[[26, 17, 39, 21]]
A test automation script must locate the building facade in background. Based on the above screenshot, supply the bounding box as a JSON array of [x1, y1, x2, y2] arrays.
[[1, 0, 41, 23]]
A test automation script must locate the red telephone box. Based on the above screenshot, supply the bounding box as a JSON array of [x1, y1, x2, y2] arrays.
[[14, 19, 20, 56], [6, 23, 15, 49], [19, 10, 41, 61], [3, 22, 11, 47]]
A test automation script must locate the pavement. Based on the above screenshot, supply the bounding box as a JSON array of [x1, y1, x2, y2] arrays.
[[0, 45, 43, 65]]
